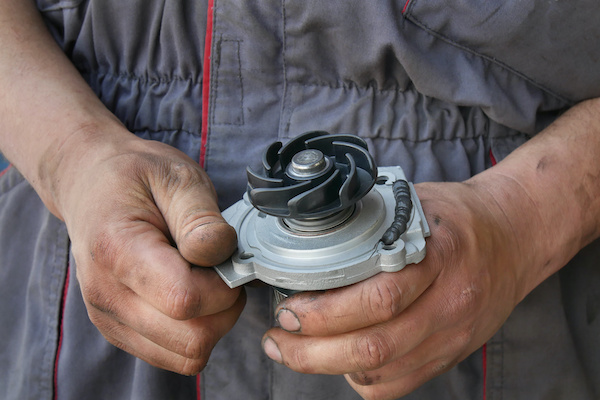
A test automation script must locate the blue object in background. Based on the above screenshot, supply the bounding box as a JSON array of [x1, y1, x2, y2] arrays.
[[0, 153, 9, 171]]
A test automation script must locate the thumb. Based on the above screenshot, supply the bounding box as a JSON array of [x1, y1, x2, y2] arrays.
[[151, 162, 237, 267]]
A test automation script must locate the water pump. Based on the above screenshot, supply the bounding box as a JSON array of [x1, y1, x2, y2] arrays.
[[214, 131, 430, 301]]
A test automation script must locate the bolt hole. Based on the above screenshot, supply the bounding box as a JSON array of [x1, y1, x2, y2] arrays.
[[382, 244, 396, 251], [376, 176, 389, 185], [239, 252, 254, 260]]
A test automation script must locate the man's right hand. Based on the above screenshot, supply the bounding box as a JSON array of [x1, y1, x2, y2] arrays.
[[55, 133, 245, 375], [0, 0, 244, 375]]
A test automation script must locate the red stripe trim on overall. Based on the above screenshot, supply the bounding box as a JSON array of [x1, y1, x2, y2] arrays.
[[196, 1, 216, 397], [482, 148, 499, 400], [200, 0, 216, 168], [53, 264, 71, 400], [482, 343, 487, 400], [0, 164, 12, 178]]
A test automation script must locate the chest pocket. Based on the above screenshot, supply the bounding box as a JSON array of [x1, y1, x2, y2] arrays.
[[402, 0, 600, 102]]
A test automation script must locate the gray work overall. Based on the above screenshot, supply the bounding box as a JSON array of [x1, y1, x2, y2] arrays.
[[1, 0, 599, 398]]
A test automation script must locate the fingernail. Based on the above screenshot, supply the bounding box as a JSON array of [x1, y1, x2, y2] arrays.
[[276, 309, 301, 332], [262, 337, 282, 363]]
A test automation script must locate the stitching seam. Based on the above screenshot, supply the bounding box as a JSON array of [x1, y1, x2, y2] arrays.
[[287, 80, 409, 94], [279, 0, 290, 138], [403, 15, 572, 105], [211, 38, 245, 126]]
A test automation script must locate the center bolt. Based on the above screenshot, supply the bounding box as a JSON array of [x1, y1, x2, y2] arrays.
[[286, 149, 328, 179]]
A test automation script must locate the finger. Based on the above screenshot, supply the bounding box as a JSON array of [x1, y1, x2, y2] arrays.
[[148, 159, 237, 266], [345, 328, 468, 387], [263, 275, 480, 375], [262, 301, 436, 375], [345, 358, 453, 400], [84, 224, 241, 319], [275, 262, 439, 336], [90, 314, 209, 375], [264, 271, 489, 376], [84, 284, 246, 373]]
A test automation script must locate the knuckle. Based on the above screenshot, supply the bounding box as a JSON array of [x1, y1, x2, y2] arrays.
[[289, 347, 316, 374], [101, 322, 128, 343], [164, 162, 203, 193], [347, 371, 380, 386], [176, 356, 209, 376], [87, 232, 133, 284], [363, 279, 404, 323], [183, 339, 205, 360], [179, 328, 214, 360], [88, 310, 127, 343], [88, 231, 121, 269], [457, 285, 483, 312], [164, 282, 201, 320], [430, 358, 452, 375], [450, 327, 475, 352], [442, 284, 484, 322], [427, 220, 463, 265], [81, 279, 116, 316], [350, 331, 394, 371]]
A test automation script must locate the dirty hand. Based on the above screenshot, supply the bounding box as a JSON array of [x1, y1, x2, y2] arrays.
[[260, 99, 600, 399], [261, 180, 539, 399], [53, 133, 244, 375]]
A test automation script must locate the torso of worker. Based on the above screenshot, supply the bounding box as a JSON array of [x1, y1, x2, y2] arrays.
[[1, 0, 599, 399]]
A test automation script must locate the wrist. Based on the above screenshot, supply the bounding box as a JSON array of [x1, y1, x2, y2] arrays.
[[465, 172, 556, 301], [37, 114, 132, 220]]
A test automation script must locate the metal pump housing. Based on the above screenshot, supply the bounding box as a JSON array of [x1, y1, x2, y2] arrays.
[[214, 132, 430, 293]]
